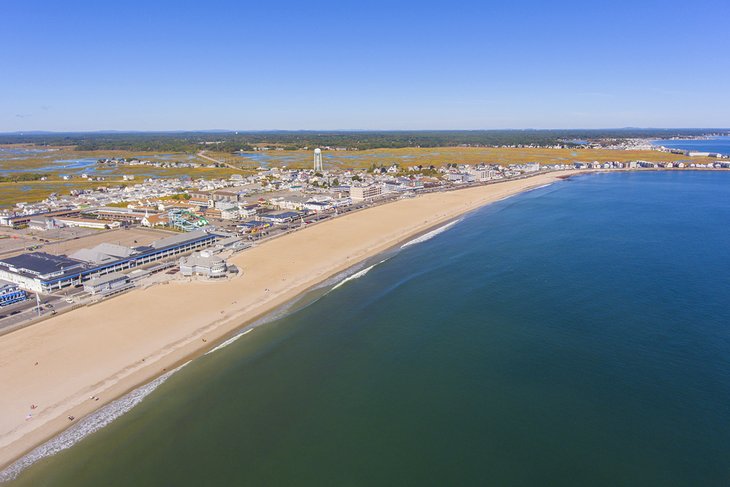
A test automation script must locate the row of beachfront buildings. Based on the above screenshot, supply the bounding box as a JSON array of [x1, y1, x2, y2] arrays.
[[0, 229, 234, 295]]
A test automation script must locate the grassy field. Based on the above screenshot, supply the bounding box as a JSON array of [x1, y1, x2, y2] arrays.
[[224, 146, 720, 170], [0, 146, 244, 180], [0, 145, 720, 207], [0, 180, 102, 207]]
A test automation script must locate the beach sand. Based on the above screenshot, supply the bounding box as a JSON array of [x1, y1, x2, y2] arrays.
[[0, 171, 573, 471]]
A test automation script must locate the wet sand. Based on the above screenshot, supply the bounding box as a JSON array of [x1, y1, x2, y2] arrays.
[[0, 171, 573, 470]]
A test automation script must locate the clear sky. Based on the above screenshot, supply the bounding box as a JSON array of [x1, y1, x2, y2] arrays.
[[2, 0, 729, 131]]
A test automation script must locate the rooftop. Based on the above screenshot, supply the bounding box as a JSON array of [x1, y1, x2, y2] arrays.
[[85, 272, 129, 287], [0, 252, 85, 277], [151, 229, 212, 250]]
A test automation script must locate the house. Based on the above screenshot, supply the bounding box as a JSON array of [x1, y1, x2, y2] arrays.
[[141, 213, 169, 228]]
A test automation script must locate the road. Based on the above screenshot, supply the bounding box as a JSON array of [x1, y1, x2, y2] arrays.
[[197, 150, 243, 172], [0, 290, 86, 335]]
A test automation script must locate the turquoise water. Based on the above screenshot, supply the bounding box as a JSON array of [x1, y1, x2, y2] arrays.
[[7, 171, 730, 486], [652, 135, 730, 155]]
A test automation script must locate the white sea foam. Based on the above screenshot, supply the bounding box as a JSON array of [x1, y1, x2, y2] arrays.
[[205, 328, 253, 355], [331, 264, 375, 290], [0, 361, 190, 483], [401, 219, 461, 249]]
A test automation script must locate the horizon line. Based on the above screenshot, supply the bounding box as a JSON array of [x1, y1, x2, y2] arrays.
[[2, 127, 730, 135]]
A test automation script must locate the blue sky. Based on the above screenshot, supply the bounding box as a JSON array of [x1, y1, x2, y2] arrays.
[[2, 0, 729, 131]]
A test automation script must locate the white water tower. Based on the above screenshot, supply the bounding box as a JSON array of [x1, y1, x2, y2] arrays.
[[313, 148, 323, 172]]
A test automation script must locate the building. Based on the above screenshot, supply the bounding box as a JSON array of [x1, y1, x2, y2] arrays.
[[83, 273, 132, 296], [53, 217, 121, 230], [468, 169, 498, 181], [259, 211, 301, 224], [0, 230, 219, 294], [69, 243, 136, 265], [28, 217, 59, 231], [0, 280, 28, 306], [141, 213, 169, 228], [0, 253, 86, 293], [313, 148, 323, 172], [0, 209, 79, 228], [447, 173, 475, 183], [303, 201, 332, 212], [179, 251, 227, 278], [350, 184, 383, 201], [239, 204, 258, 218], [188, 189, 248, 204], [93, 207, 151, 223]]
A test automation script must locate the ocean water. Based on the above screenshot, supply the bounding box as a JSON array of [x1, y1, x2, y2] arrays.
[[652, 135, 730, 155], [6, 171, 730, 486]]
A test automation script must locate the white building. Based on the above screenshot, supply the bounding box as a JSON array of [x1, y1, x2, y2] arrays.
[[350, 184, 383, 201], [469, 169, 498, 181], [83, 273, 132, 295], [179, 250, 227, 278]]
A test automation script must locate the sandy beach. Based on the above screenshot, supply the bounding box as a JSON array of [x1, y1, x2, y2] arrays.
[[0, 171, 574, 472]]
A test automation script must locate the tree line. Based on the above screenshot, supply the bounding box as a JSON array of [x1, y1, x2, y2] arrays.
[[0, 129, 724, 153]]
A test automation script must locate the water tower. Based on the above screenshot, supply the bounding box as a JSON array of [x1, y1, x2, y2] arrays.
[[313, 148, 323, 172]]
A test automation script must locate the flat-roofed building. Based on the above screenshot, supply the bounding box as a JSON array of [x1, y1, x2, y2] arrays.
[[179, 251, 227, 278], [92, 207, 151, 223], [259, 211, 300, 224], [350, 184, 383, 201], [28, 217, 58, 231], [54, 217, 121, 230], [0, 230, 219, 294], [1, 209, 79, 228], [83, 273, 132, 295], [188, 189, 248, 204], [69, 243, 136, 265], [0, 253, 85, 293]]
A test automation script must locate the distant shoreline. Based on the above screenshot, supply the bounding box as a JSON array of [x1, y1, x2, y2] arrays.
[[0, 170, 579, 480], [4, 168, 730, 481]]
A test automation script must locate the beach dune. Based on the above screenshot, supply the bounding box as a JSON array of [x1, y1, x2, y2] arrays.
[[0, 171, 571, 471]]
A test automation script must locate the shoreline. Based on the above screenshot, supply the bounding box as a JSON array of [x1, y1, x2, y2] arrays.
[[0, 169, 579, 477], [0, 168, 728, 478]]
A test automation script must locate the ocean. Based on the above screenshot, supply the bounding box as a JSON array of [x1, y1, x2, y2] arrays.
[[6, 171, 730, 486], [652, 135, 730, 155]]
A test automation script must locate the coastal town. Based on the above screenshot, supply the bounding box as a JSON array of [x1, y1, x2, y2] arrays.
[[1, 146, 729, 334], [3, 0, 729, 481]]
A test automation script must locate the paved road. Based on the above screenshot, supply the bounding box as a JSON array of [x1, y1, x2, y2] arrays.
[[0, 290, 87, 335]]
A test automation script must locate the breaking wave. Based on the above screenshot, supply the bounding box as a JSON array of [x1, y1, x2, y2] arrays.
[[204, 329, 254, 355], [332, 263, 376, 290], [401, 219, 461, 249]]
